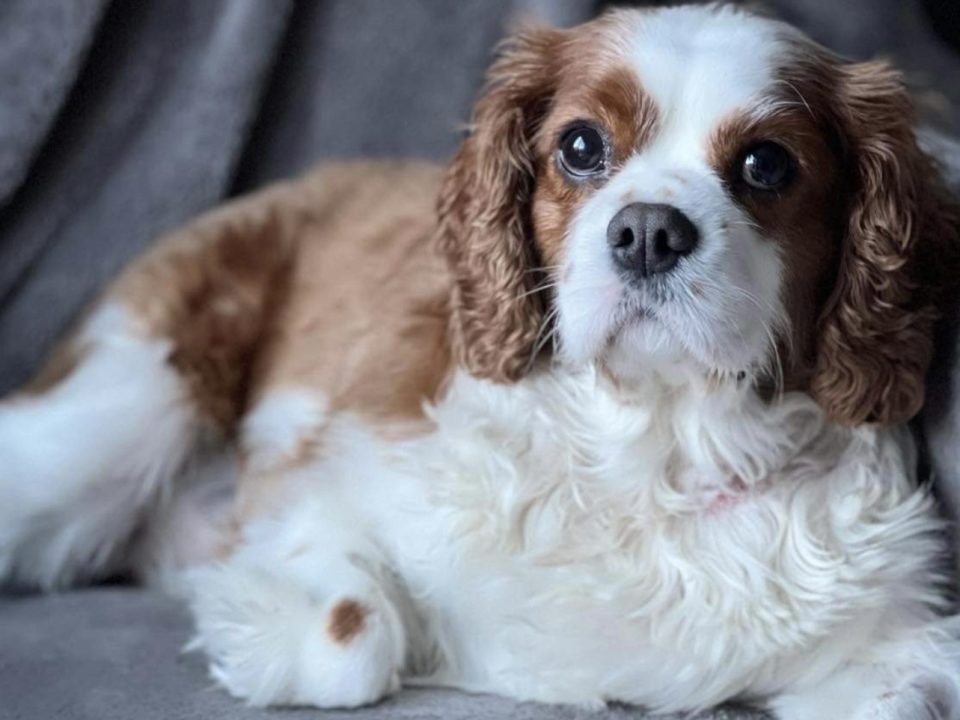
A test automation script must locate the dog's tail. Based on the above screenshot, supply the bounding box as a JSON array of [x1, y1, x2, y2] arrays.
[[0, 182, 301, 590]]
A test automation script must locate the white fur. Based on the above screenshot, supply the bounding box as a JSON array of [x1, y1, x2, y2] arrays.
[[1, 6, 957, 720], [188, 553, 404, 707], [189, 368, 959, 718], [242, 389, 329, 474], [0, 305, 201, 588], [183, 18, 959, 714], [131, 447, 237, 591]]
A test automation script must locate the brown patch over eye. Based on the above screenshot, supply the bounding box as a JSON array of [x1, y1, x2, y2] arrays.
[[532, 65, 660, 269], [580, 66, 659, 163], [546, 66, 659, 171], [708, 109, 845, 389]]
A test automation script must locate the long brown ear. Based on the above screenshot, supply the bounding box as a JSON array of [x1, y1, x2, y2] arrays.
[[436, 28, 562, 382], [811, 60, 960, 425]]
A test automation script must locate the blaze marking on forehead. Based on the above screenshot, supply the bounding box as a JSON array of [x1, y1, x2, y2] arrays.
[[613, 5, 792, 150]]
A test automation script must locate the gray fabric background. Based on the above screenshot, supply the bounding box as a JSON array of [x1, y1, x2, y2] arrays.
[[0, 588, 761, 720], [1, 0, 959, 394], [0, 1, 958, 719]]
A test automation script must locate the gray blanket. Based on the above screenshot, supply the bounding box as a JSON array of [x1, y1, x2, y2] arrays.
[[1, 0, 959, 394], [1, 2, 958, 719]]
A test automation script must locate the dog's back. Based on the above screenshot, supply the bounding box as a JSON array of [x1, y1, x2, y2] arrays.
[[0, 160, 449, 588]]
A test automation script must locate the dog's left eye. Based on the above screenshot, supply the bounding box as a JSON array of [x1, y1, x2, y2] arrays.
[[559, 125, 606, 176], [741, 142, 794, 191]]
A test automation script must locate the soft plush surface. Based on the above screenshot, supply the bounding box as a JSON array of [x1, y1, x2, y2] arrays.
[[1, 1, 958, 719], [0, 589, 764, 720], [1, 0, 958, 395]]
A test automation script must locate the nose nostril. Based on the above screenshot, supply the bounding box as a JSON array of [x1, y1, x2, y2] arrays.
[[618, 227, 634, 248], [653, 228, 670, 257], [666, 210, 698, 255]]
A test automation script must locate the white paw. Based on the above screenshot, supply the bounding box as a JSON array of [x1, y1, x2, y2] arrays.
[[855, 676, 960, 720], [188, 561, 404, 708], [774, 670, 960, 720]]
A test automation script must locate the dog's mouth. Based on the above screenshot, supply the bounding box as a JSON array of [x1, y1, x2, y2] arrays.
[[597, 288, 759, 384], [603, 296, 654, 344]]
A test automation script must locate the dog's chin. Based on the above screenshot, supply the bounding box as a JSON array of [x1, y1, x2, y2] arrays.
[[557, 284, 772, 384], [596, 312, 761, 386], [600, 318, 684, 379]]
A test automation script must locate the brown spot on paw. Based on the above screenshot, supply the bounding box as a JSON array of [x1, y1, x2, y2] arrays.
[[328, 599, 368, 645]]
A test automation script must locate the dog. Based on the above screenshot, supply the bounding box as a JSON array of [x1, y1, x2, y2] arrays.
[[2, 4, 960, 718]]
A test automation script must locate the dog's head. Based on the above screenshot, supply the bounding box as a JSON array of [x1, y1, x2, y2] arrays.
[[437, 4, 959, 425]]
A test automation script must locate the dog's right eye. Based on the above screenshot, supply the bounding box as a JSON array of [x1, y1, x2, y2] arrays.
[[558, 125, 606, 177]]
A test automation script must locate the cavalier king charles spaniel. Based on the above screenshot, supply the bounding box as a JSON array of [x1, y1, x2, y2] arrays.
[[3, 5, 960, 718]]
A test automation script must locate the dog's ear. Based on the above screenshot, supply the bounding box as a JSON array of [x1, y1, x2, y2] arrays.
[[811, 60, 960, 425], [436, 28, 562, 382]]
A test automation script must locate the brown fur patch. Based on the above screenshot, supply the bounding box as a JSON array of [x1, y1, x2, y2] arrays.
[[436, 28, 561, 383], [102, 162, 450, 440], [783, 48, 960, 425], [328, 599, 368, 645], [437, 15, 659, 382], [710, 41, 960, 424], [111, 187, 300, 431], [226, 163, 451, 523], [247, 162, 452, 425], [533, 63, 659, 271], [807, 59, 960, 424], [708, 106, 845, 394], [28, 161, 453, 528], [546, 65, 659, 167]]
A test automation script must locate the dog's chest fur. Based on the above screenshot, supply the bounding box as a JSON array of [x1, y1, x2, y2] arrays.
[[255, 366, 943, 709]]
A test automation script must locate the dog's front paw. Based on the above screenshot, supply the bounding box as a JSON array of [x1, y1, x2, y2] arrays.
[[854, 675, 959, 720], [773, 666, 960, 720], [188, 561, 404, 708]]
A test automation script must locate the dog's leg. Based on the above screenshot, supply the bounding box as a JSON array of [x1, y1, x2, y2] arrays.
[[769, 631, 960, 720], [0, 304, 205, 589], [188, 494, 408, 709], [0, 187, 297, 590]]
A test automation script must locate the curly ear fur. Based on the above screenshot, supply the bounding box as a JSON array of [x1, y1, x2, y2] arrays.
[[436, 29, 562, 382], [811, 60, 960, 425]]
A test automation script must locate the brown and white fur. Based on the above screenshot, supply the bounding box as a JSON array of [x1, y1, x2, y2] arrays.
[[2, 5, 960, 718]]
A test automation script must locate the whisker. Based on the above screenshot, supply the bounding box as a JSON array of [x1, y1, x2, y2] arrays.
[[533, 323, 562, 363], [526, 304, 561, 373], [515, 281, 560, 301], [724, 218, 763, 232], [509, 280, 623, 308], [711, 283, 787, 399], [523, 265, 563, 275]]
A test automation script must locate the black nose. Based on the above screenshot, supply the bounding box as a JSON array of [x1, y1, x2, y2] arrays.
[[606, 203, 699, 278]]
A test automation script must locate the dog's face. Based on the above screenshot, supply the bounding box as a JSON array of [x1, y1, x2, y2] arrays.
[[534, 9, 840, 386], [438, 5, 958, 425]]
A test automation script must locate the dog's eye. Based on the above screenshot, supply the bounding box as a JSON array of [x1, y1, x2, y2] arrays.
[[741, 142, 794, 191], [559, 125, 606, 176]]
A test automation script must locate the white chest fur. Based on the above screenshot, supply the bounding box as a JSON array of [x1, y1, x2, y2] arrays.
[[210, 366, 950, 713]]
